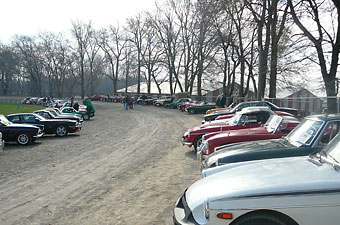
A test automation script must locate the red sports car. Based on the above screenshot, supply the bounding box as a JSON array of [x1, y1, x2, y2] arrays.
[[182, 107, 276, 151], [198, 115, 300, 160]]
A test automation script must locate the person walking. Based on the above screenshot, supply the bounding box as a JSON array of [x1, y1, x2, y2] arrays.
[[129, 97, 134, 109]]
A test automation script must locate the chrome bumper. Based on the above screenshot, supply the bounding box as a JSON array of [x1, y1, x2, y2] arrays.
[[181, 137, 192, 146], [0, 140, 4, 151]]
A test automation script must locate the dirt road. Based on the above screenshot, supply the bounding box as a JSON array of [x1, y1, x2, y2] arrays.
[[0, 102, 202, 225]]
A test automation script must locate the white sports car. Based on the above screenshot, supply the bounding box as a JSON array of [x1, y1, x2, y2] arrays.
[[174, 132, 340, 225]]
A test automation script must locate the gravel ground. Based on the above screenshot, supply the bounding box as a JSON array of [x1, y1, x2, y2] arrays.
[[0, 102, 202, 225]]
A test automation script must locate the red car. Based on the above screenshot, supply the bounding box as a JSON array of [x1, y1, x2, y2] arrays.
[[215, 110, 298, 121], [178, 101, 203, 112], [198, 115, 300, 160], [181, 108, 276, 151], [87, 95, 104, 101]]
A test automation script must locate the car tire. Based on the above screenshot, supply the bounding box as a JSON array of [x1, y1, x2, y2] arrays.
[[55, 125, 68, 137], [193, 135, 203, 152], [83, 114, 90, 120], [16, 132, 32, 145], [169, 105, 175, 109], [189, 109, 196, 114], [234, 213, 287, 225]]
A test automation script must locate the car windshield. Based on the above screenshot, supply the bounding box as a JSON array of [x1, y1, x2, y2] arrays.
[[322, 132, 340, 162], [54, 108, 61, 114], [49, 111, 58, 117], [34, 114, 46, 121], [286, 118, 323, 147], [265, 115, 283, 133], [229, 114, 242, 126], [0, 115, 10, 126]]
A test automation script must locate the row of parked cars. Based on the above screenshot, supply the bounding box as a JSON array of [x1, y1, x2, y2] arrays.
[[174, 101, 340, 225], [0, 101, 95, 147]]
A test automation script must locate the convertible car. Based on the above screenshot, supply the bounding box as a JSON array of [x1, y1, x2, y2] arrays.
[[7, 113, 81, 137], [182, 107, 275, 151], [166, 98, 192, 109], [204, 101, 299, 122], [186, 102, 216, 114], [202, 114, 340, 169], [198, 115, 299, 160], [0, 114, 44, 145], [34, 110, 83, 123], [174, 132, 340, 225]]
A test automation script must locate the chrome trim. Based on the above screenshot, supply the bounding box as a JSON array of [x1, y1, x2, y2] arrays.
[[211, 203, 340, 211]]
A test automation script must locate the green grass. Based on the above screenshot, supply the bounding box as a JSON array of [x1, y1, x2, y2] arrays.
[[0, 103, 45, 115]]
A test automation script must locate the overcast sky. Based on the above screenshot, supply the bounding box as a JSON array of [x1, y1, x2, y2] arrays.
[[0, 0, 157, 43]]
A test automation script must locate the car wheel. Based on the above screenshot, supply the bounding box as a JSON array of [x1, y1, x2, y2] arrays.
[[189, 109, 196, 114], [16, 132, 31, 145], [55, 125, 68, 137], [234, 213, 287, 225], [83, 114, 90, 120], [169, 105, 175, 109], [193, 135, 203, 152]]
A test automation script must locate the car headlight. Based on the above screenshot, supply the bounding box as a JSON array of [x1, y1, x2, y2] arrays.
[[204, 199, 210, 220]]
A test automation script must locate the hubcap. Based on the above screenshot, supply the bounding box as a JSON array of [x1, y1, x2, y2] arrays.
[[18, 134, 29, 145], [56, 126, 67, 136]]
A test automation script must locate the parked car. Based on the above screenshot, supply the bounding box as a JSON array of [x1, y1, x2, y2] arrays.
[[21, 97, 31, 104], [136, 96, 155, 105], [182, 107, 275, 151], [60, 107, 91, 120], [7, 113, 81, 137], [154, 96, 175, 107], [174, 132, 340, 225], [186, 102, 216, 114], [177, 101, 199, 111], [204, 101, 299, 122], [86, 95, 105, 101], [198, 115, 299, 160], [34, 110, 83, 123], [202, 113, 340, 169], [166, 98, 192, 109], [0, 132, 4, 151], [0, 114, 44, 145]]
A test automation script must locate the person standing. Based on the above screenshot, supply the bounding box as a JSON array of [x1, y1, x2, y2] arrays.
[[70, 96, 74, 107], [124, 95, 129, 110], [129, 97, 134, 109], [220, 94, 226, 108]]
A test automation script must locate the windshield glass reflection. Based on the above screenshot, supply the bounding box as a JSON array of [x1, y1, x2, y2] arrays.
[[287, 119, 323, 147]]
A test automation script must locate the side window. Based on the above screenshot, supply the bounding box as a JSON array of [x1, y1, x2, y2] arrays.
[[8, 116, 20, 122], [318, 121, 340, 146], [23, 115, 36, 122]]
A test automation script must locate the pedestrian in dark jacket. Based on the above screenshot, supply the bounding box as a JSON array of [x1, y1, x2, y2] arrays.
[[124, 95, 129, 110], [129, 97, 134, 109]]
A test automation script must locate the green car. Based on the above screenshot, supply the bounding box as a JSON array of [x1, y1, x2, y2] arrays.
[[166, 98, 192, 109], [186, 103, 216, 114]]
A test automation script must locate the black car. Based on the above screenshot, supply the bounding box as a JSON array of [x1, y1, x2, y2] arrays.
[[34, 110, 83, 123], [0, 114, 44, 145], [202, 114, 340, 169], [7, 113, 81, 137], [204, 101, 299, 122]]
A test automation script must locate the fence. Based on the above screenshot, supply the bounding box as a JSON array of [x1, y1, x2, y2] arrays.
[[0, 97, 22, 104]]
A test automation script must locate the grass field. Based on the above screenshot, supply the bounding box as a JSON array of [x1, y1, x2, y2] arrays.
[[0, 103, 44, 115]]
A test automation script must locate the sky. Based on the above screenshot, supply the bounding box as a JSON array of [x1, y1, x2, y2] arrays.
[[0, 0, 157, 43]]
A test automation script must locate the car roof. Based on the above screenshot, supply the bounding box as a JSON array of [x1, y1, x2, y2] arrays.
[[237, 106, 272, 114], [304, 114, 340, 121]]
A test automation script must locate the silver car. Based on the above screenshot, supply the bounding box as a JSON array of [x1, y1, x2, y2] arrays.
[[174, 132, 340, 225]]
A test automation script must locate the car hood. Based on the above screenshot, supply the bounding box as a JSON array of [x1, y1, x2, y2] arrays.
[[206, 139, 292, 165], [186, 156, 338, 211]]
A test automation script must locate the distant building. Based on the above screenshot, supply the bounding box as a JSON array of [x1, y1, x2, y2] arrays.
[[268, 88, 323, 115]]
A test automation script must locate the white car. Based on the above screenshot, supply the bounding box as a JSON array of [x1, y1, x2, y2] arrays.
[[0, 132, 4, 151], [174, 132, 340, 225]]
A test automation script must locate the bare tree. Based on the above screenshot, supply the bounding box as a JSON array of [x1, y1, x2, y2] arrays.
[[71, 21, 94, 99], [0, 45, 18, 95], [14, 35, 45, 97], [288, 0, 340, 113], [98, 26, 128, 94]]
